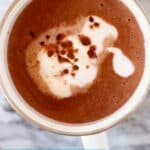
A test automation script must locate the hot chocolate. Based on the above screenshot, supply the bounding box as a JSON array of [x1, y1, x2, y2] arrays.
[[8, 0, 145, 123]]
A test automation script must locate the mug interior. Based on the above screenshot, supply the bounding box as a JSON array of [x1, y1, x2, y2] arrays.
[[0, 0, 150, 135]]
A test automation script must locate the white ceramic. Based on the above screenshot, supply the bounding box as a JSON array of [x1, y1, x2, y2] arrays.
[[0, 1, 150, 144], [82, 132, 109, 149]]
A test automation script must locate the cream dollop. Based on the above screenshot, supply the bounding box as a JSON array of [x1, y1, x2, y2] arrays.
[[107, 47, 135, 77], [34, 15, 135, 98]]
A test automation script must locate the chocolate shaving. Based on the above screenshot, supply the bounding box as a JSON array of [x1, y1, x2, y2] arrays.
[[79, 35, 91, 46]]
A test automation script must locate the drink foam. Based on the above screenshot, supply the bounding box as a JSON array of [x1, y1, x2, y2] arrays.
[[26, 15, 135, 99]]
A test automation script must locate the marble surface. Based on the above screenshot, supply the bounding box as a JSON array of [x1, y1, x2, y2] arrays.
[[0, 0, 150, 149]]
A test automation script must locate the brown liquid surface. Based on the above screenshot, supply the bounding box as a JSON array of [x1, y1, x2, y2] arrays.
[[8, 0, 145, 123]]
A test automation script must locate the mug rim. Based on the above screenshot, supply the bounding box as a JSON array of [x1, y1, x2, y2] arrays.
[[0, 0, 150, 136]]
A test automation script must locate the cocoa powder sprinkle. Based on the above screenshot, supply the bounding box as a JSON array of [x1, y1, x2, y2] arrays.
[[58, 55, 70, 63], [40, 41, 45, 46], [47, 50, 54, 57], [60, 50, 66, 55], [87, 45, 97, 58], [75, 49, 78, 53], [86, 65, 90, 69], [89, 16, 94, 22], [94, 22, 100, 27], [79, 35, 91, 46], [73, 65, 79, 71], [29, 31, 35, 38], [44, 43, 57, 51], [90, 25, 94, 29], [67, 48, 75, 59], [61, 40, 73, 48], [56, 33, 66, 41], [46, 35, 50, 39], [90, 45, 96, 51], [100, 3, 104, 7], [62, 69, 69, 75], [71, 73, 76, 77], [67, 52, 74, 59], [74, 58, 78, 62]]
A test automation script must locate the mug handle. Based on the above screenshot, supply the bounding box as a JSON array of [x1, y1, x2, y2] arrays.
[[81, 132, 109, 150]]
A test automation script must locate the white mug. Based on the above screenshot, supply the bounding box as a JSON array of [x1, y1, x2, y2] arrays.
[[0, 0, 150, 149]]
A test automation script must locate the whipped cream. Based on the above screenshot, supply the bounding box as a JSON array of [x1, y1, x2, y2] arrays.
[[107, 47, 135, 77], [30, 15, 135, 99]]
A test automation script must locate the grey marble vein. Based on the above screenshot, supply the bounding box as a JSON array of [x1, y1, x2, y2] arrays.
[[0, 98, 83, 148], [108, 92, 150, 150]]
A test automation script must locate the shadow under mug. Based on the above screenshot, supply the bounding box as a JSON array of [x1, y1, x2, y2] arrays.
[[0, 0, 150, 141]]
